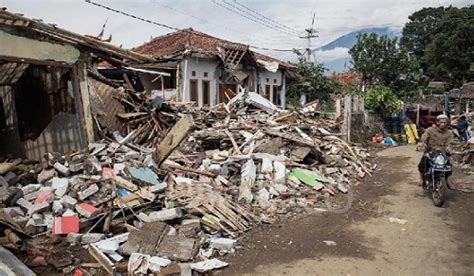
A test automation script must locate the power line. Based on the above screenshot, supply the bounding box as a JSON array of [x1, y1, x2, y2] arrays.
[[232, 0, 301, 35], [84, 0, 300, 52], [221, 0, 301, 36], [85, 0, 179, 31], [211, 0, 300, 37]]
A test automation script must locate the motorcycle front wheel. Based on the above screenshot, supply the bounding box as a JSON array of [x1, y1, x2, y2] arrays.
[[431, 177, 446, 207]]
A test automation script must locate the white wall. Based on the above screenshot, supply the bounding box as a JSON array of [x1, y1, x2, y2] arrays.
[[258, 70, 284, 107], [181, 57, 219, 107]]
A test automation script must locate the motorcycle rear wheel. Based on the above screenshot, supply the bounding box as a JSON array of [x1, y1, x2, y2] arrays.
[[431, 177, 446, 207]]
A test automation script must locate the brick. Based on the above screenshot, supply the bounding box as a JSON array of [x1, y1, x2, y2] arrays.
[[52, 216, 79, 235], [77, 184, 99, 201], [21, 184, 42, 195], [53, 162, 70, 176], [28, 201, 50, 215], [61, 195, 77, 209], [81, 233, 105, 244], [16, 198, 33, 211], [75, 203, 99, 218], [102, 167, 114, 179], [37, 169, 57, 183], [34, 191, 54, 204], [68, 162, 84, 173]]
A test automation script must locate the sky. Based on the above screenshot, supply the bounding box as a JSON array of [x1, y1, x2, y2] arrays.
[[0, 0, 471, 64]]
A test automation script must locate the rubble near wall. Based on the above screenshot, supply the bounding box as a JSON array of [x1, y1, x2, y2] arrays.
[[0, 91, 374, 275]]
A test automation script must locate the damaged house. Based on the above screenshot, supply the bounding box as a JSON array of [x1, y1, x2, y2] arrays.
[[0, 9, 156, 160], [113, 28, 295, 108]]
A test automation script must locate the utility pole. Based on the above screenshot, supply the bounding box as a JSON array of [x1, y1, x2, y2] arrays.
[[300, 12, 318, 63]]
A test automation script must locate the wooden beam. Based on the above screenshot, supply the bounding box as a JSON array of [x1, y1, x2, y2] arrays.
[[153, 115, 194, 166]]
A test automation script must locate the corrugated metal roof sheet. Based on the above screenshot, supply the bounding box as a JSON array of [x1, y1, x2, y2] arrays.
[[0, 62, 28, 85]]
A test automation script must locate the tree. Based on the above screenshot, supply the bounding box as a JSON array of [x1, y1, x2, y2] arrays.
[[424, 6, 474, 87], [401, 5, 474, 87], [286, 63, 339, 106], [364, 85, 401, 118], [349, 33, 419, 99], [400, 7, 447, 72]]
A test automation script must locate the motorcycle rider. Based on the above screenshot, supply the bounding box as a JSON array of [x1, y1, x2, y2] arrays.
[[417, 114, 453, 186]]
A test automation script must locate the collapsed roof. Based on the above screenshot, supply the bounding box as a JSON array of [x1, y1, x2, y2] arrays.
[[134, 28, 295, 71]]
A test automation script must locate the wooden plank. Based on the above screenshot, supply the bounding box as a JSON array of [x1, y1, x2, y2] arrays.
[[263, 128, 315, 148], [165, 164, 217, 178], [153, 115, 194, 166], [88, 244, 115, 275]]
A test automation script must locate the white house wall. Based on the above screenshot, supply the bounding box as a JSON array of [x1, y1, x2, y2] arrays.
[[181, 57, 218, 107], [258, 70, 285, 108]]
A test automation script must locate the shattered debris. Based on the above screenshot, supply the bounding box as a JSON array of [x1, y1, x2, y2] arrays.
[[0, 91, 373, 274]]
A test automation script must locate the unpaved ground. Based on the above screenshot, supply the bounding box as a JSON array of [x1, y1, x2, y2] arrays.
[[224, 145, 474, 276]]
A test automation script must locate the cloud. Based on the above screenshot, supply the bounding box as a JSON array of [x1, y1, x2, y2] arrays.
[[0, 0, 471, 64], [313, 47, 351, 63]]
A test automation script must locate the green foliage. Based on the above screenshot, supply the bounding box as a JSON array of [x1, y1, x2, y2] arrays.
[[364, 85, 401, 117], [401, 5, 474, 88], [287, 63, 340, 106], [349, 33, 420, 99]]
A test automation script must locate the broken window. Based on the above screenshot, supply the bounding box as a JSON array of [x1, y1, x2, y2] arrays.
[[189, 79, 198, 102], [202, 80, 210, 106]]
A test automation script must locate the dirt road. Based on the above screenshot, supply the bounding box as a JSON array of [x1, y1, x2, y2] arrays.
[[225, 145, 474, 276]]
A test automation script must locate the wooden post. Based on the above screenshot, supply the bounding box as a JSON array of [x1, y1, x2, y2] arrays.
[[416, 104, 420, 127], [161, 75, 165, 99], [344, 95, 352, 142], [71, 61, 94, 144], [335, 98, 342, 117]]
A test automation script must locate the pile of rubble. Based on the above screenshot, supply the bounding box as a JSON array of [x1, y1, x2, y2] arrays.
[[0, 92, 373, 274]]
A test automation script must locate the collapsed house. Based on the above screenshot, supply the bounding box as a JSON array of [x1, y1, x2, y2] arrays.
[[0, 9, 157, 160], [0, 9, 376, 276], [104, 28, 296, 108]]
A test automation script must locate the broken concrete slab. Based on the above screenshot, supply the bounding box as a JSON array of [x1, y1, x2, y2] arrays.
[[148, 208, 183, 222], [51, 177, 69, 198], [157, 235, 196, 261], [122, 221, 168, 255], [210, 238, 236, 252]]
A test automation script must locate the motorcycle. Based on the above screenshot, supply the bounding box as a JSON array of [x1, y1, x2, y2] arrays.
[[423, 149, 452, 207]]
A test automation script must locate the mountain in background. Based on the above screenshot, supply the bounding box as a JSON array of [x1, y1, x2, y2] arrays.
[[320, 27, 401, 51], [320, 27, 401, 73]]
